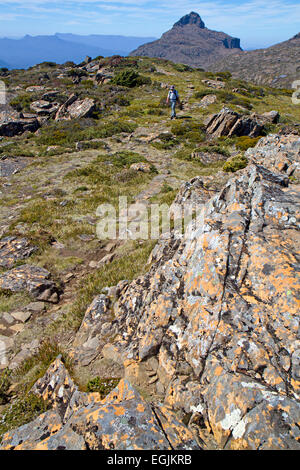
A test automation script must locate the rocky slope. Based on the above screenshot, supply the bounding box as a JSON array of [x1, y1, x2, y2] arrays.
[[130, 12, 242, 69], [1, 134, 300, 450], [0, 55, 299, 450], [210, 33, 300, 88]]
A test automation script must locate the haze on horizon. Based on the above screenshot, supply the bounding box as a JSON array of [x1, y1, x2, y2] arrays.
[[1, 0, 299, 51]]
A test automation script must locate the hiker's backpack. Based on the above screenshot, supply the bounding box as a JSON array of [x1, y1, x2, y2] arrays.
[[169, 89, 178, 101]]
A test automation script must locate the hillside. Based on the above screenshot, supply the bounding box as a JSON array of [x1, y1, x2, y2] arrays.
[[130, 12, 242, 69], [210, 32, 300, 88], [0, 56, 299, 450]]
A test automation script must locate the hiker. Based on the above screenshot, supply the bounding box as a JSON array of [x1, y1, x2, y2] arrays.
[[166, 85, 181, 119]]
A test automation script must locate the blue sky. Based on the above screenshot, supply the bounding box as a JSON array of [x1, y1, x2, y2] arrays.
[[0, 0, 299, 49]]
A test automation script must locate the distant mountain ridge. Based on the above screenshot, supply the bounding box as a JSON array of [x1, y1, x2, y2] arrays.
[[130, 12, 242, 68], [55, 33, 156, 56], [0, 33, 156, 70]]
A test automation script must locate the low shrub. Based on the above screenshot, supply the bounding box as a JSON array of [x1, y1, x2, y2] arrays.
[[111, 69, 151, 88], [36, 119, 137, 146], [0, 143, 35, 157], [80, 79, 95, 89], [195, 144, 230, 157], [216, 71, 232, 80], [67, 68, 88, 78], [172, 63, 193, 73], [86, 377, 120, 397], [0, 369, 11, 405], [96, 151, 156, 171], [151, 132, 180, 150], [235, 136, 261, 151], [113, 95, 130, 107], [37, 61, 57, 68], [223, 154, 248, 172], [63, 61, 76, 67], [10, 93, 34, 112], [0, 393, 49, 439], [171, 120, 205, 137], [194, 89, 216, 100], [216, 90, 253, 110]]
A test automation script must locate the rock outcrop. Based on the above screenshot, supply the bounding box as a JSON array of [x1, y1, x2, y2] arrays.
[[0, 357, 198, 450], [55, 94, 96, 121], [0, 117, 40, 137], [130, 12, 242, 69], [71, 135, 300, 450], [205, 107, 265, 138], [246, 134, 300, 181], [1, 135, 300, 450], [0, 237, 38, 269], [0, 265, 60, 303], [30, 100, 60, 117]]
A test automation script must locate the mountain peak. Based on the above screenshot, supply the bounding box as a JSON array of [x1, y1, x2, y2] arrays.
[[174, 12, 205, 29]]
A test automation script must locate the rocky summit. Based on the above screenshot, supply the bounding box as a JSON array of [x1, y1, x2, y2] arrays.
[[0, 54, 299, 451], [130, 12, 242, 69]]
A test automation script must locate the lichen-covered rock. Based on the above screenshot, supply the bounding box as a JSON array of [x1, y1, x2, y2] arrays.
[[32, 356, 78, 417], [130, 162, 152, 173], [0, 157, 29, 178], [98, 149, 299, 449], [0, 264, 60, 303], [0, 410, 63, 450], [71, 295, 117, 366], [68, 379, 198, 450], [0, 359, 198, 450], [246, 133, 300, 182], [0, 237, 37, 269], [200, 94, 217, 108], [261, 110, 280, 124]]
